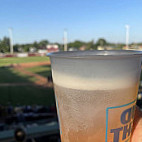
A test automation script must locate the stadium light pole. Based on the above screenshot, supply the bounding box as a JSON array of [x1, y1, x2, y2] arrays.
[[125, 25, 130, 49], [8, 28, 14, 54], [64, 29, 68, 51]]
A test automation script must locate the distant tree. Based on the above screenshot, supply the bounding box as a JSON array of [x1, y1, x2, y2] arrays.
[[136, 42, 142, 46], [68, 40, 85, 49], [0, 37, 10, 53], [39, 40, 49, 47], [13, 44, 20, 52], [114, 43, 125, 50], [86, 40, 97, 50], [57, 44, 63, 51], [23, 45, 30, 52], [96, 38, 107, 46], [33, 41, 39, 48]]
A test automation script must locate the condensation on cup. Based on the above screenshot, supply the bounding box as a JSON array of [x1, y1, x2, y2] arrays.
[[49, 50, 142, 142]]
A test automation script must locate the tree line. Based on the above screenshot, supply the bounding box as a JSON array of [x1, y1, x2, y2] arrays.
[[0, 37, 50, 53], [0, 36, 141, 53]]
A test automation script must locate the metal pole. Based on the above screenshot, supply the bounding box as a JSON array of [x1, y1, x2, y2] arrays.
[[64, 30, 68, 51], [125, 25, 130, 49], [8, 28, 14, 54]]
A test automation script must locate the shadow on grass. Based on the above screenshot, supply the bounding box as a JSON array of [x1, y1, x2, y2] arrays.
[[0, 67, 32, 83], [0, 67, 55, 106]]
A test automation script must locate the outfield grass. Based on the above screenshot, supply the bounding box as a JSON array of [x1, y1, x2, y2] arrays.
[[0, 56, 54, 106], [27, 65, 52, 77], [0, 86, 55, 106], [0, 56, 49, 67], [0, 66, 54, 106], [0, 67, 36, 83]]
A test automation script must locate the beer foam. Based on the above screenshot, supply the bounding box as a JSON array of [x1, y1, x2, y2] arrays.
[[51, 56, 141, 90], [52, 71, 138, 90]]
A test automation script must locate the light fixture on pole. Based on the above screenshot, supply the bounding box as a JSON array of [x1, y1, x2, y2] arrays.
[[8, 28, 14, 54], [64, 29, 68, 51], [125, 25, 130, 50]]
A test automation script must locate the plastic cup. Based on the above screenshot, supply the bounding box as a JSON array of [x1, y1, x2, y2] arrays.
[[49, 50, 142, 142]]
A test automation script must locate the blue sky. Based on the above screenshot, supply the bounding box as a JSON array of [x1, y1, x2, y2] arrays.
[[0, 0, 142, 44]]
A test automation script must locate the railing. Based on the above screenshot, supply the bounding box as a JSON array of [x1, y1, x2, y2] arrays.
[[0, 121, 59, 142]]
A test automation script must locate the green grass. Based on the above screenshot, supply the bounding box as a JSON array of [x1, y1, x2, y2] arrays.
[[0, 65, 54, 106], [0, 56, 49, 67], [27, 65, 52, 77], [0, 86, 55, 106], [0, 56, 55, 106], [0, 67, 36, 83]]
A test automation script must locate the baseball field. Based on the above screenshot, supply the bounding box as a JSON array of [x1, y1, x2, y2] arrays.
[[0, 56, 55, 106], [1, 56, 142, 107]]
